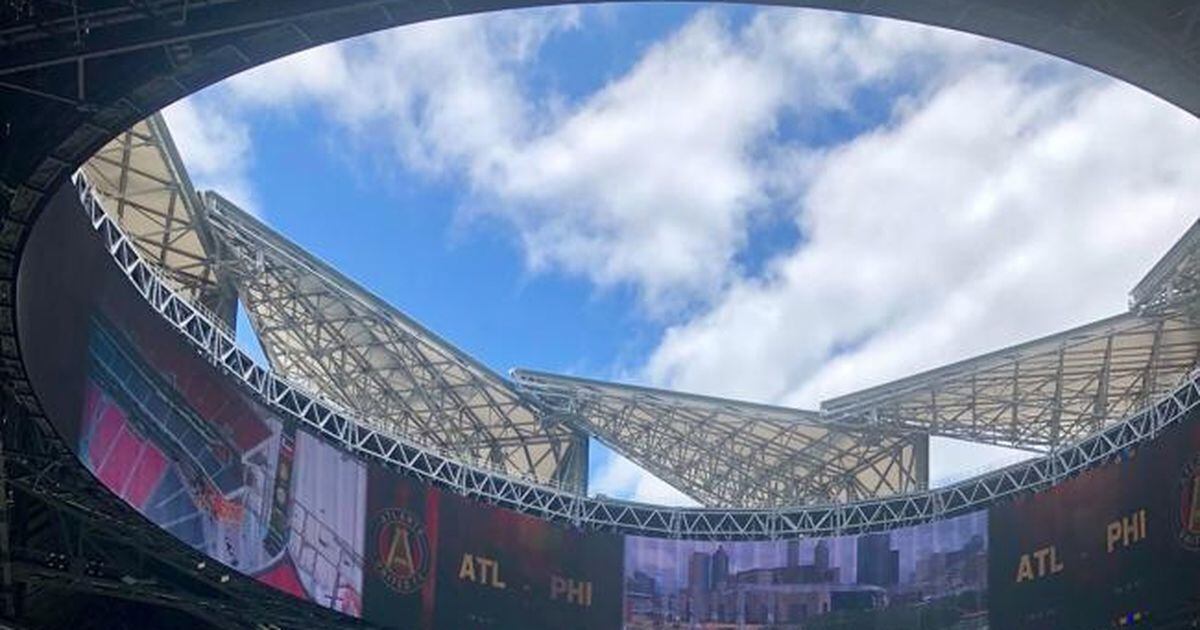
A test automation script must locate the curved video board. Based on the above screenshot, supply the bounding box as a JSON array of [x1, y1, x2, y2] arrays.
[[624, 512, 987, 629], [989, 407, 1200, 628], [15, 180, 1200, 628], [18, 181, 626, 626]]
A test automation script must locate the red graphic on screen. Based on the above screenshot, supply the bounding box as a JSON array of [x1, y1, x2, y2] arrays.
[[80, 315, 368, 618]]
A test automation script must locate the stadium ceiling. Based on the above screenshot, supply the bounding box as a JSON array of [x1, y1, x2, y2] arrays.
[[512, 370, 927, 507], [1132, 217, 1200, 318], [75, 112, 930, 507], [4, 0, 1200, 294], [509, 307, 1200, 504], [76, 169, 1200, 539], [87, 111, 1200, 509], [3, 0, 1200, 624], [70, 103, 1200, 511], [79, 113, 236, 325], [821, 310, 1200, 450], [78, 116, 587, 492], [201, 191, 589, 492]]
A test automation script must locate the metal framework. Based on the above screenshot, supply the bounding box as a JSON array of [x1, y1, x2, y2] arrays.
[[513, 370, 926, 508], [79, 113, 235, 326], [3, 0, 1200, 622], [71, 170, 1200, 540], [75, 113, 930, 509], [72, 111, 1200, 511], [200, 191, 588, 491], [822, 312, 1200, 449], [1132, 217, 1200, 318]]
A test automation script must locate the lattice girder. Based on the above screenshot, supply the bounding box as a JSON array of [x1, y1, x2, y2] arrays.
[[202, 192, 587, 490], [514, 371, 928, 508], [823, 312, 1200, 450], [73, 168, 1200, 539], [1132, 217, 1200, 317], [80, 114, 235, 325]]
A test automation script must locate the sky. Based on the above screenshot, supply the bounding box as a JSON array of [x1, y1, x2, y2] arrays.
[[161, 3, 1200, 506]]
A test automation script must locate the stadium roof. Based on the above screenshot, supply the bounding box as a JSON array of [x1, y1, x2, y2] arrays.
[[72, 111, 1200, 508], [79, 114, 235, 324], [512, 370, 926, 507], [6, 0, 1200, 621], [202, 191, 589, 491], [6, 0, 1200, 511], [1132, 217, 1200, 317], [822, 310, 1200, 449], [75, 113, 930, 507], [73, 164, 1200, 539]]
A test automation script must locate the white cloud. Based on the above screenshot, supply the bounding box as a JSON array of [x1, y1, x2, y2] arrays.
[[929, 437, 1036, 487], [214, 8, 1033, 312], [169, 7, 1200, 504], [224, 9, 577, 174], [162, 94, 257, 214], [646, 55, 1200, 409], [590, 448, 700, 506]]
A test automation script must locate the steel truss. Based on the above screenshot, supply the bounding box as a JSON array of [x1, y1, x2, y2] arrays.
[[1, 0, 1200, 539], [822, 311, 1200, 450], [72, 170, 1200, 540], [207, 190, 587, 490], [1133, 217, 1200, 319], [3, 0, 1200, 529], [80, 113, 235, 326], [512, 370, 927, 508]]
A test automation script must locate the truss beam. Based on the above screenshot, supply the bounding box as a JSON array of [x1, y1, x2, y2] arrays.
[[80, 113, 235, 327], [199, 191, 586, 491], [1132, 216, 1200, 318], [512, 370, 927, 508], [72, 171, 1200, 539], [822, 312, 1200, 450]]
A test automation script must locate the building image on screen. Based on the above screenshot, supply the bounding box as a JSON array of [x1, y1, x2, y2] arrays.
[[79, 314, 367, 617], [623, 510, 987, 629]]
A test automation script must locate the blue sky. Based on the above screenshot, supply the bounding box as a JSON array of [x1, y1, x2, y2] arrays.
[[164, 4, 1200, 504]]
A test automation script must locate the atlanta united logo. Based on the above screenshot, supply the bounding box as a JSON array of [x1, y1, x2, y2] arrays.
[[373, 508, 430, 594], [1178, 453, 1200, 551]]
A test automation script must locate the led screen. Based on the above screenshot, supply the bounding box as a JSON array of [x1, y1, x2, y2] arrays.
[[82, 317, 368, 614], [624, 511, 988, 629], [19, 183, 627, 627], [18, 186, 370, 616], [361, 467, 623, 629], [988, 409, 1200, 629]]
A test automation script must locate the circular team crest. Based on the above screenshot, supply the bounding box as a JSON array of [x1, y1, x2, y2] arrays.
[[373, 508, 430, 593], [1178, 453, 1200, 551]]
